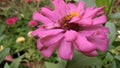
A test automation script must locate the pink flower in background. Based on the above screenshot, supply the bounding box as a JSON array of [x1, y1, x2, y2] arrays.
[[5, 17, 18, 26], [35, 0, 39, 2], [32, 0, 109, 60], [25, 0, 32, 3], [5, 55, 13, 62], [28, 20, 38, 27]]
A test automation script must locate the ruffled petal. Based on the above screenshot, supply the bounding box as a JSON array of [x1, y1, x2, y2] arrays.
[[64, 30, 77, 41], [39, 29, 64, 38], [82, 50, 98, 57], [41, 33, 64, 47], [70, 16, 81, 23], [83, 6, 104, 18], [33, 12, 54, 25], [32, 28, 63, 39], [37, 39, 43, 50], [77, 2, 85, 15], [67, 3, 77, 13], [40, 44, 58, 58], [93, 15, 107, 25], [40, 7, 58, 22], [78, 18, 93, 26], [87, 35, 109, 52], [52, 0, 67, 18], [31, 27, 46, 37], [75, 34, 96, 53], [58, 40, 73, 60]]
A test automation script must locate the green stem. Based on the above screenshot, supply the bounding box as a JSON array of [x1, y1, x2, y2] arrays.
[[107, 0, 114, 19], [12, 46, 30, 55]]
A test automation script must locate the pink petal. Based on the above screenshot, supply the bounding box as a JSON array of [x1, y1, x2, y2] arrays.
[[40, 44, 58, 58], [64, 30, 77, 41], [75, 35, 96, 53], [39, 29, 64, 38], [42, 23, 60, 29], [40, 7, 58, 22], [83, 50, 98, 57], [5, 55, 13, 62], [28, 20, 38, 27], [32, 28, 63, 39], [78, 18, 93, 26], [58, 40, 73, 60], [70, 16, 81, 23], [33, 12, 54, 25], [79, 30, 94, 36], [37, 39, 43, 50], [41, 33, 64, 47], [87, 36, 109, 52], [93, 15, 107, 25], [31, 27, 46, 37], [77, 2, 85, 15], [67, 3, 77, 13], [83, 6, 104, 18], [52, 0, 67, 18], [83, 7, 95, 18]]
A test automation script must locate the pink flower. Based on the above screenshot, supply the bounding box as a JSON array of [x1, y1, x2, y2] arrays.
[[25, 0, 32, 3], [5, 17, 18, 26], [4, 55, 13, 62], [32, 0, 109, 60], [28, 20, 38, 27], [35, 0, 39, 2]]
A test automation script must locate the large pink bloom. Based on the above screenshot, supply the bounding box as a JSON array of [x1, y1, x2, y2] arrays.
[[32, 0, 109, 60]]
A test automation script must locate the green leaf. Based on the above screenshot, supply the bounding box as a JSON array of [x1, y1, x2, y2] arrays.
[[115, 60, 120, 68], [114, 56, 120, 61], [59, 60, 67, 68], [81, 0, 96, 7], [4, 63, 10, 68], [45, 62, 59, 68], [0, 35, 5, 42], [110, 12, 120, 19], [74, 0, 78, 2], [65, 51, 102, 68], [0, 24, 6, 35], [95, 0, 114, 16], [108, 60, 117, 68], [103, 52, 114, 65], [45, 60, 67, 68], [0, 48, 10, 63], [105, 22, 117, 48], [10, 56, 23, 68]]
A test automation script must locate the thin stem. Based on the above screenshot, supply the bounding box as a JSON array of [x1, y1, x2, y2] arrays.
[[107, 0, 114, 19]]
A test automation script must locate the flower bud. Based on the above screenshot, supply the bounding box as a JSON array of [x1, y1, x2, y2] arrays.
[[16, 37, 25, 43]]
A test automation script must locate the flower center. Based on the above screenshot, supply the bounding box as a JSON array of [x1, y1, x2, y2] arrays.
[[64, 12, 79, 21], [60, 12, 82, 31]]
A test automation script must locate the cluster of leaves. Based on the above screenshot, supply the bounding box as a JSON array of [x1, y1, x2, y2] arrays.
[[0, 0, 120, 68], [0, 0, 53, 68]]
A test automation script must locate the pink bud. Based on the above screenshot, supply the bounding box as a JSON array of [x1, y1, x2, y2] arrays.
[[35, 0, 39, 2], [5, 17, 18, 26], [28, 20, 38, 27], [25, 0, 32, 3]]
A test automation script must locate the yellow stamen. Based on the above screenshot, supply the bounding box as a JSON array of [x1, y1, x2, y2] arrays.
[[64, 12, 79, 21], [70, 12, 79, 17]]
